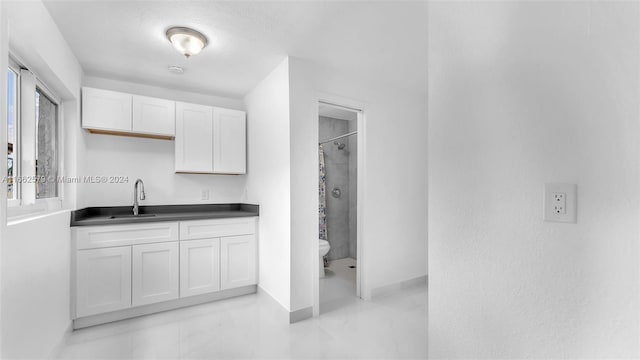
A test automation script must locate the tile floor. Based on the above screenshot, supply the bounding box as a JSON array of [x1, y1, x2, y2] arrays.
[[320, 257, 357, 315], [56, 257, 427, 359]]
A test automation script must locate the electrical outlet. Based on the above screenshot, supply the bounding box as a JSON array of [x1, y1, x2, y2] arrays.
[[553, 192, 566, 214], [201, 189, 209, 200], [544, 184, 577, 223]]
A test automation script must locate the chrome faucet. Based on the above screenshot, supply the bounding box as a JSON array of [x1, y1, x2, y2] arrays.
[[133, 179, 146, 216]]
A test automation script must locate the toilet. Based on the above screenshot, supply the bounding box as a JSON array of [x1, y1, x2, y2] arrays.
[[319, 240, 331, 277]]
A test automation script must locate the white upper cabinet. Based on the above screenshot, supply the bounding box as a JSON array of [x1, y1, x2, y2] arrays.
[[82, 87, 132, 132], [175, 102, 214, 173], [82, 87, 175, 138], [175, 102, 246, 174], [213, 107, 246, 174], [82, 87, 246, 171], [132, 95, 175, 136]]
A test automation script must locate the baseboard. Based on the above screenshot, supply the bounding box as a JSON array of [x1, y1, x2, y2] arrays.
[[289, 306, 313, 324], [257, 286, 313, 324], [48, 322, 73, 359], [256, 286, 290, 323], [73, 285, 257, 329], [370, 275, 428, 299]]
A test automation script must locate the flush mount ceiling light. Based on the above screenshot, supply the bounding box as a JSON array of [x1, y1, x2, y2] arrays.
[[166, 26, 208, 58]]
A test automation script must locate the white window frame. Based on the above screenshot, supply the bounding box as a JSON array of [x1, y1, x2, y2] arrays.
[[7, 55, 63, 217], [7, 57, 21, 208]]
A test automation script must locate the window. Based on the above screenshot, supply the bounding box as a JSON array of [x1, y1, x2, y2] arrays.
[[35, 88, 58, 199], [7, 67, 18, 201], [6, 58, 62, 212]]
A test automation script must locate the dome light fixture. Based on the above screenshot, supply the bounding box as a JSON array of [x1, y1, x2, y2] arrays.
[[166, 26, 208, 58]]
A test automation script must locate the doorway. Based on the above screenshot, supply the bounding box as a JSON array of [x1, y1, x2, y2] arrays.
[[317, 101, 363, 314]]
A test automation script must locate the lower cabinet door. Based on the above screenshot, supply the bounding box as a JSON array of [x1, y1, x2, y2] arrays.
[[220, 235, 257, 290], [180, 238, 221, 297], [132, 241, 179, 306], [76, 246, 132, 317]]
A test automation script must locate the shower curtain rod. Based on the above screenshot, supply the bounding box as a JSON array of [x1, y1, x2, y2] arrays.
[[319, 131, 358, 145]]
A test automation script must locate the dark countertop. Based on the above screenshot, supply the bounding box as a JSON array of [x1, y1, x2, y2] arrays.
[[71, 203, 259, 227]]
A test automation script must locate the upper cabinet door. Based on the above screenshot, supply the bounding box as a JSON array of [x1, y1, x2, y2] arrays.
[[175, 102, 214, 173], [213, 108, 246, 174], [132, 95, 175, 136], [82, 87, 132, 132]]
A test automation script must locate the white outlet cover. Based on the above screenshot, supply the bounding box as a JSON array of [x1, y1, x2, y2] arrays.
[[544, 183, 577, 223]]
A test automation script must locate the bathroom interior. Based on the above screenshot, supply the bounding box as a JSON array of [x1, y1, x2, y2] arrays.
[[318, 103, 359, 313]]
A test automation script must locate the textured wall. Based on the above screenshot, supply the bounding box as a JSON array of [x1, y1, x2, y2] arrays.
[[429, 1, 640, 358]]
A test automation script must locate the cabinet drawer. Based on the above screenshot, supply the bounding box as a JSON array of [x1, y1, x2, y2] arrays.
[[180, 217, 256, 240], [75, 222, 179, 250]]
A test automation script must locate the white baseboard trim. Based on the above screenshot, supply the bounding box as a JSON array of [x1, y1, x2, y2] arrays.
[[256, 286, 290, 324], [48, 322, 73, 359], [73, 285, 257, 329], [370, 275, 428, 299], [256, 286, 313, 324], [289, 306, 313, 324]]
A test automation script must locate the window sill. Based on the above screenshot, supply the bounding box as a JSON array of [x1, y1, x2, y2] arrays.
[[7, 208, 71, 226], [7, 201, 67, 226]]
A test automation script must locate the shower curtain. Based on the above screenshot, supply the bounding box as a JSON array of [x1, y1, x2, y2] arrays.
[[319, 145, 328, 266]]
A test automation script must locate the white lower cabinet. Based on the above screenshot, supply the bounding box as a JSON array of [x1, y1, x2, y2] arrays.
[[73, 217, 257, 321], [132, 241, 179, 306], [180, 238, 221, 297], [221, 235, 257, 290], [76, 246, 132, 317]]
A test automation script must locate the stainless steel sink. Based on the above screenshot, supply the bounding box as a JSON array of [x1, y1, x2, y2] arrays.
[[109, 214, 157, 219]]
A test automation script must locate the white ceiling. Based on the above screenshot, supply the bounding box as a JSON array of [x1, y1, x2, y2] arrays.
[[43, 1, 428, 99]]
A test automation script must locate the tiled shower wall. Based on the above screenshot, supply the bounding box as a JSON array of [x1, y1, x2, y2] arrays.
[[319, 116, 357, 261]]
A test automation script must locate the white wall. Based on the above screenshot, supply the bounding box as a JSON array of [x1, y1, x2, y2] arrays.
[[2, 212, 71, 359], [77, 76, 247, 208], [288, 57, 428, 308], [0, 1, 83, 358], [244, 58, 292, 311], [288, 58, 317, 312], [428, 2, 640, 358]]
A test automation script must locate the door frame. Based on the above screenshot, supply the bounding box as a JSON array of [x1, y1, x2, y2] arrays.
[[314, 94, 366, 316]]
